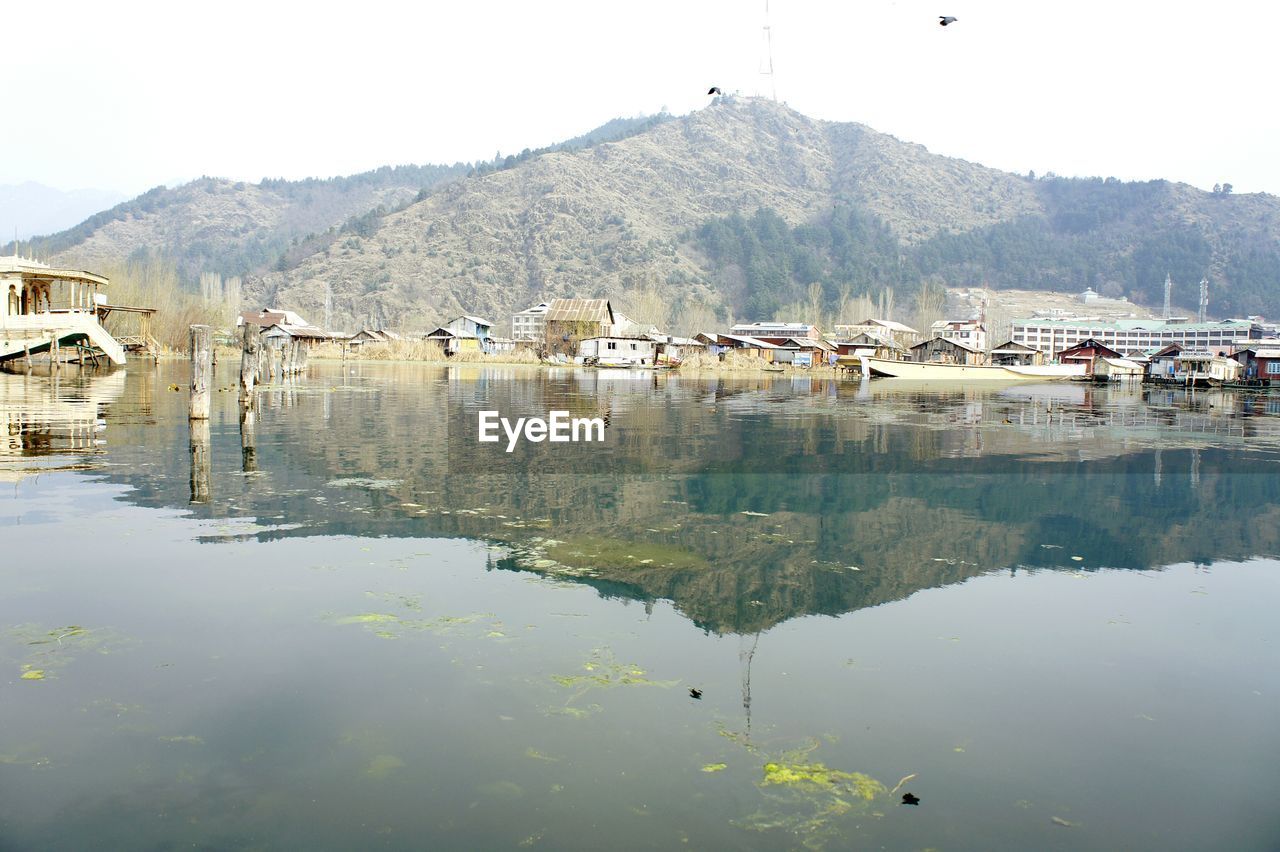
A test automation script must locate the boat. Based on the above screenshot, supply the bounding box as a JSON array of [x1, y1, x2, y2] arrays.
[[858, 356, 1085, 381]]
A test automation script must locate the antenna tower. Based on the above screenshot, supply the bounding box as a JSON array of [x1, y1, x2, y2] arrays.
[[1162, 273, 1172, 319], [1198, 277, 1208, 323], [760, 1, 777, 101]]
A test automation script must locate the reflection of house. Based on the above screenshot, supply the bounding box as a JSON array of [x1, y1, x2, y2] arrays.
[[579, 336, 658, 366], [989, 340, 1045, 366], [544, 299, 615, 357], [512, 302, 550, 342], [930, 319, 987, 353], [909, 337, 985, 365]]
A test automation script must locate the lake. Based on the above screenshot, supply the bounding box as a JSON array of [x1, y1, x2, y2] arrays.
[[2, 362, 1279, 850]]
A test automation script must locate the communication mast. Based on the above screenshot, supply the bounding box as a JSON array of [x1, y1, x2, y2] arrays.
[[1198, 277, 1209, 323], [760, 0, 777, 101], [1162, 273, 1172, 319]]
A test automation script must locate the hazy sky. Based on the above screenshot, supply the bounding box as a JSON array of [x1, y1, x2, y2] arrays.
[[5, 0, 1275, 198]]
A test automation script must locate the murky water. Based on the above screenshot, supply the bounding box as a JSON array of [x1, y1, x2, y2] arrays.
[[2, 362, 1279, 850]]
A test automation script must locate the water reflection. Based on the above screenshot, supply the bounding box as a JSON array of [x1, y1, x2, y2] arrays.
[[4, 363, 1278, 634]]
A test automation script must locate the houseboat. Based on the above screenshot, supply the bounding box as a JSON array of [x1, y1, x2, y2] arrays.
[[1, 255, 129, 366]]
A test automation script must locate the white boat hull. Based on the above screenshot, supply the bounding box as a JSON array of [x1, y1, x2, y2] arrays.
[[858, 356, 1084, 381]]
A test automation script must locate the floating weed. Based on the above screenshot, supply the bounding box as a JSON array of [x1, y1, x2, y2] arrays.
[[701, 763, 728, 773], [524, 748, 559, 762], [364, 754, 405, 779], [7, 624, 118, 682], [713, 730, 895, 851], [326, 478, 402, 490], [544, 535, 709, 572], [329, 611, 496, 640], [158, 735, 204, 745]]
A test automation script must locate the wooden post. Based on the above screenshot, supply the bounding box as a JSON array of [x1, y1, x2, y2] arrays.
[[240, 403, 257, 473], [50, 335, 60, 372], [189, 324, 212, 420], [265, 343, 279, 385], [189, 418, 211, 504], [23, 344, 31, 371], [239, 323, 260, 406]]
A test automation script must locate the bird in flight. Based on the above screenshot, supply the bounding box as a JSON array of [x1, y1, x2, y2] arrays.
[[938, 16, 958, 26], [707, 86, 723, 96]]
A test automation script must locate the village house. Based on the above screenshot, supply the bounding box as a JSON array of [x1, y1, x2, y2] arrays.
[[238, 308, 330, 348], [1232, 346, 1280, 384], [909, 337, 985, 365], [930, 319, 987, 353], [729, 321, 820, 343], [988, 340, 1045, 366], [347, 329, 401, 348], [772, 336, 837, 367], [578, 336, 659, 366], [645, 333, 706, 364], [1056, 339, 1124, 378], [511, 302, 550, 342], [833, 333, 905, 361], [833, 319, 921, 349], [424, 315, 495, 355], [544, 299, 615, 357]]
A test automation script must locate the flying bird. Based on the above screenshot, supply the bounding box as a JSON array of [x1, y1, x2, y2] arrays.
[[938, 16, 958, 26], [707, 86, 723, 96]]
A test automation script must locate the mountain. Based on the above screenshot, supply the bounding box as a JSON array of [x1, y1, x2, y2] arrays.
[[0, 182, 126, 242], [35, 98, 1280, 329], [17, 164, 471, 281]]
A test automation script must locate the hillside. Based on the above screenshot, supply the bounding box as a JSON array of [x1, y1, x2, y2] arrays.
[[24, 164, 470, 282], [254, 98, 1280, 332], [32, 97, 1280, 331]]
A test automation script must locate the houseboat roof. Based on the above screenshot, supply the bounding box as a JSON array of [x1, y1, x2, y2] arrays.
[[456, 315, 493, 327], [546, 299, 614, 324], [1253, 348, 1280, 359], [0, 254, 109, 287]]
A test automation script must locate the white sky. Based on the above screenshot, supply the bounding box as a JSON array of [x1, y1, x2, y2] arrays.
[[4, 0, 1276, 198]]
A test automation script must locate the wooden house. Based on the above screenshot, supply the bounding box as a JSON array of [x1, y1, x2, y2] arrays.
[[544, 299, 615, 357], [1056, 339, 1124, 377], [989, 340, 1045, 366], [908, 337, 985, 365], [1232, 346, 1280, 384], [773, 336, 837, 367]]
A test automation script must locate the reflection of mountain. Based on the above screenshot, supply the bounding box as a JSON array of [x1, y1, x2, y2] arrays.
[[12, 363, 1280, 632]]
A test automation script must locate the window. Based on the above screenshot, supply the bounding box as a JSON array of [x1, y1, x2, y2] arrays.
[[607, 341, 617, 350], [630, 343, 637, 350], [1267, 361, 1280, 375]]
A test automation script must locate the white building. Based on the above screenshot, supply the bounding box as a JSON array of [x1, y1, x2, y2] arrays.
[[578, 336, 658, 366], [730, 321, 820, 340], [930, 319, 987, 353], [512, 302, 550, 342], [1010, 318, 1261, 355]]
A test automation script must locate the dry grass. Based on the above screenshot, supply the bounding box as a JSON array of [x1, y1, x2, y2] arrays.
[[678, 350, 795, 373], [310, 339, 542, 365], [97, 256, 231, 352]]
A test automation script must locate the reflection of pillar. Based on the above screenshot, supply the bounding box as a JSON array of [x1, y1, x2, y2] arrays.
[[189, 418, 211, 504], [240, 404, 257, 473]]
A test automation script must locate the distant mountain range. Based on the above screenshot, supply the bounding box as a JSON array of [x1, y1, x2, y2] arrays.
[[20, 98, 1280, 331], [0, 182, 126, 242]]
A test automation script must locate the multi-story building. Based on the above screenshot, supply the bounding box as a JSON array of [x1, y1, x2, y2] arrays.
[[729, 321, 820, 342], [1009, 317, 1262, 355], [931, 319, 987, 353], [512, 302, 550, 342]]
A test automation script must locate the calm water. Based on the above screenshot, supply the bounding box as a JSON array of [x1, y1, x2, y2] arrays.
[[2, 362, 1279, 851]]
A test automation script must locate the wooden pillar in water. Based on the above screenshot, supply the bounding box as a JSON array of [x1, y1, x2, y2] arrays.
[[189, 418, 211, 504], [189, 324, 212, 420], [50, 336, 60, 372], [265, 343, 279, 385], [23, 344, 31, 371], [239, 324, 260, 406], [239, 403, 257, 473]]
